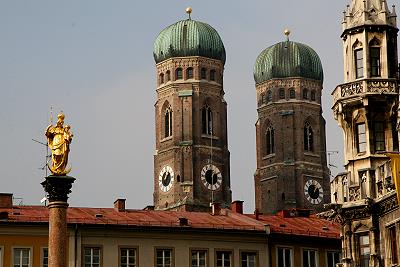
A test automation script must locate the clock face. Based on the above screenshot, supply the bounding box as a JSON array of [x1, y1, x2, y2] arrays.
[[158, 165, 174, 192], [304, 179, 323, 205], [201, 164, 222, 190]]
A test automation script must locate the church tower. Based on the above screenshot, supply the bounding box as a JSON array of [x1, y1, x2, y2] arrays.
[[152, 9, 231, 211], [332, 0, 398, 201], [253, 32, 331, 214]]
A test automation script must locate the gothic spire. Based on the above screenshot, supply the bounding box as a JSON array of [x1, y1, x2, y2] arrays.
[[342, 0, 397, 30]]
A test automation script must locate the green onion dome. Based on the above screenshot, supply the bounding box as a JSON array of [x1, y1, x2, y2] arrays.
[[153, 19, 226, 65], [253, 41, 323, 84]]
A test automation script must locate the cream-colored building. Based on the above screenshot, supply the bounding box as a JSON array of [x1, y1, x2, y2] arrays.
[[322, 0, 400, 266], [0, 194, 341, 267]]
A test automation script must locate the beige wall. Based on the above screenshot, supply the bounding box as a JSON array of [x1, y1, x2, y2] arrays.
[[69, 227, 268, 267]]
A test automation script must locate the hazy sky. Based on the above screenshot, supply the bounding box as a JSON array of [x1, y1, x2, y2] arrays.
[[1, 0, 398, 212]]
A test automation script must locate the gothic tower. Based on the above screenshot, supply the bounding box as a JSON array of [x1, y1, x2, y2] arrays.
[[324, 1, 399, 266], [332, 0, 398, 201], [253, 33, 331, 214], [152, 10, 231, 211]]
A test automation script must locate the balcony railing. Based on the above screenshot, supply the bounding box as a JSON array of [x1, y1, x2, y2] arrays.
[[332, 79, 399, 105]]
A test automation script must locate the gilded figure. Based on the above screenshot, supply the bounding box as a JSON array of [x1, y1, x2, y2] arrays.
[[45, 113, 73, 175]]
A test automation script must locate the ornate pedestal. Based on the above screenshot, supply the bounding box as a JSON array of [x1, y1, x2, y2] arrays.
[[41, 175, 75, 267]]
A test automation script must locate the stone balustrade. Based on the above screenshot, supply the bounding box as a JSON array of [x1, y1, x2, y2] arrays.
[[332, 79, 399, 105]]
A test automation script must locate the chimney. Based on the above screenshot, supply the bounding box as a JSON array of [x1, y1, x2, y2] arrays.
[[0, 193, 13, 208], [211, 202, 221, 215], [231, 200, 244, 214], [114, 198, 126, 212]]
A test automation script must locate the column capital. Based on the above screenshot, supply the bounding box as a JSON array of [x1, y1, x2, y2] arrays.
[[41, 176, 75, 203]]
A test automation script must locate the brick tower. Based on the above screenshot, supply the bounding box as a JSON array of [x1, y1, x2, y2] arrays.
[[152, 10, 231, 211], [253, 33, 331, 214]]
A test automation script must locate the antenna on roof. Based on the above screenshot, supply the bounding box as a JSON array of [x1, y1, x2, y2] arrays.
[[32, 107, 54, 203], [326, 150, 339, 178]]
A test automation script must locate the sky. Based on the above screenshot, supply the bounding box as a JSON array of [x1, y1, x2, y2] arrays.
[[1, 0, 398, 212]]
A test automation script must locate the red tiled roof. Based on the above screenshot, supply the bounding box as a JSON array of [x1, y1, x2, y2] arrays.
[[0, 206, 340, 238], [246, 212, 340, 239], [0, 206, 265, 231]]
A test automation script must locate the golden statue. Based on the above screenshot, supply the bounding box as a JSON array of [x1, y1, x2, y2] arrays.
[[45, 113, 73, 176]]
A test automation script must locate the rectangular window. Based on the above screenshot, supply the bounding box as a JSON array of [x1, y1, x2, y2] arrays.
[[120, 248, 136, 267], [374, 122, 385, 151], [302, 249, 317, 267], [277, 247, 292, 267], [359, 235, 370, 267], [355, 49, 364, 79], [370, 47, 380, 77], [13, 248, 30, 267], [241, 252, 257, 267], [357, 123, 366, 153], [42, 248, 48, 267], [84, 247, 101, 267], [191, 250, 206, 267], [389, 226, 398, 264], [327, 251, 341, 267], [216, 251, 232, 267], [156, 249, 172, 267]]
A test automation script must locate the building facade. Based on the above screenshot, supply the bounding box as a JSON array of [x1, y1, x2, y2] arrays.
[[321, 0, 400, 266], [152, 15, 231, 211], [253, 37, 331, 214], [0, 194, 340, 267]]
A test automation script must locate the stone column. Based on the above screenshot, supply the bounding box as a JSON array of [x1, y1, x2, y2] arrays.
[[41, 175, 75, 267]]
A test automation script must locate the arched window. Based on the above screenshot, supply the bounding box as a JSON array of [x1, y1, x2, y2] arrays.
[[202, 106, 213, 135], [266, 126, 275, 155], [266, 90, 272, 103], [159, 73, 164, 85], [369, 38, 381, 77], [303, 88, 309, 99], [186, 67, 193, 79], [210, 70, 216, 81], [353, 40, 364, 79], [201, 68, 207, 79], [175, 68, 183, 80], [165, 70, 171, 82], [279, 88, 285, 99], [304, 122, 313, 152], [164, 106, 173, 138], [289, 88, 296, 99], [311, 90, 316, 101], [258, 93, 264, 106]]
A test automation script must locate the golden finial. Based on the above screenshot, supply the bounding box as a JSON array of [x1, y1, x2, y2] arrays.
[[186, 7, 192, 20], [284, 29, 291, 41]]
